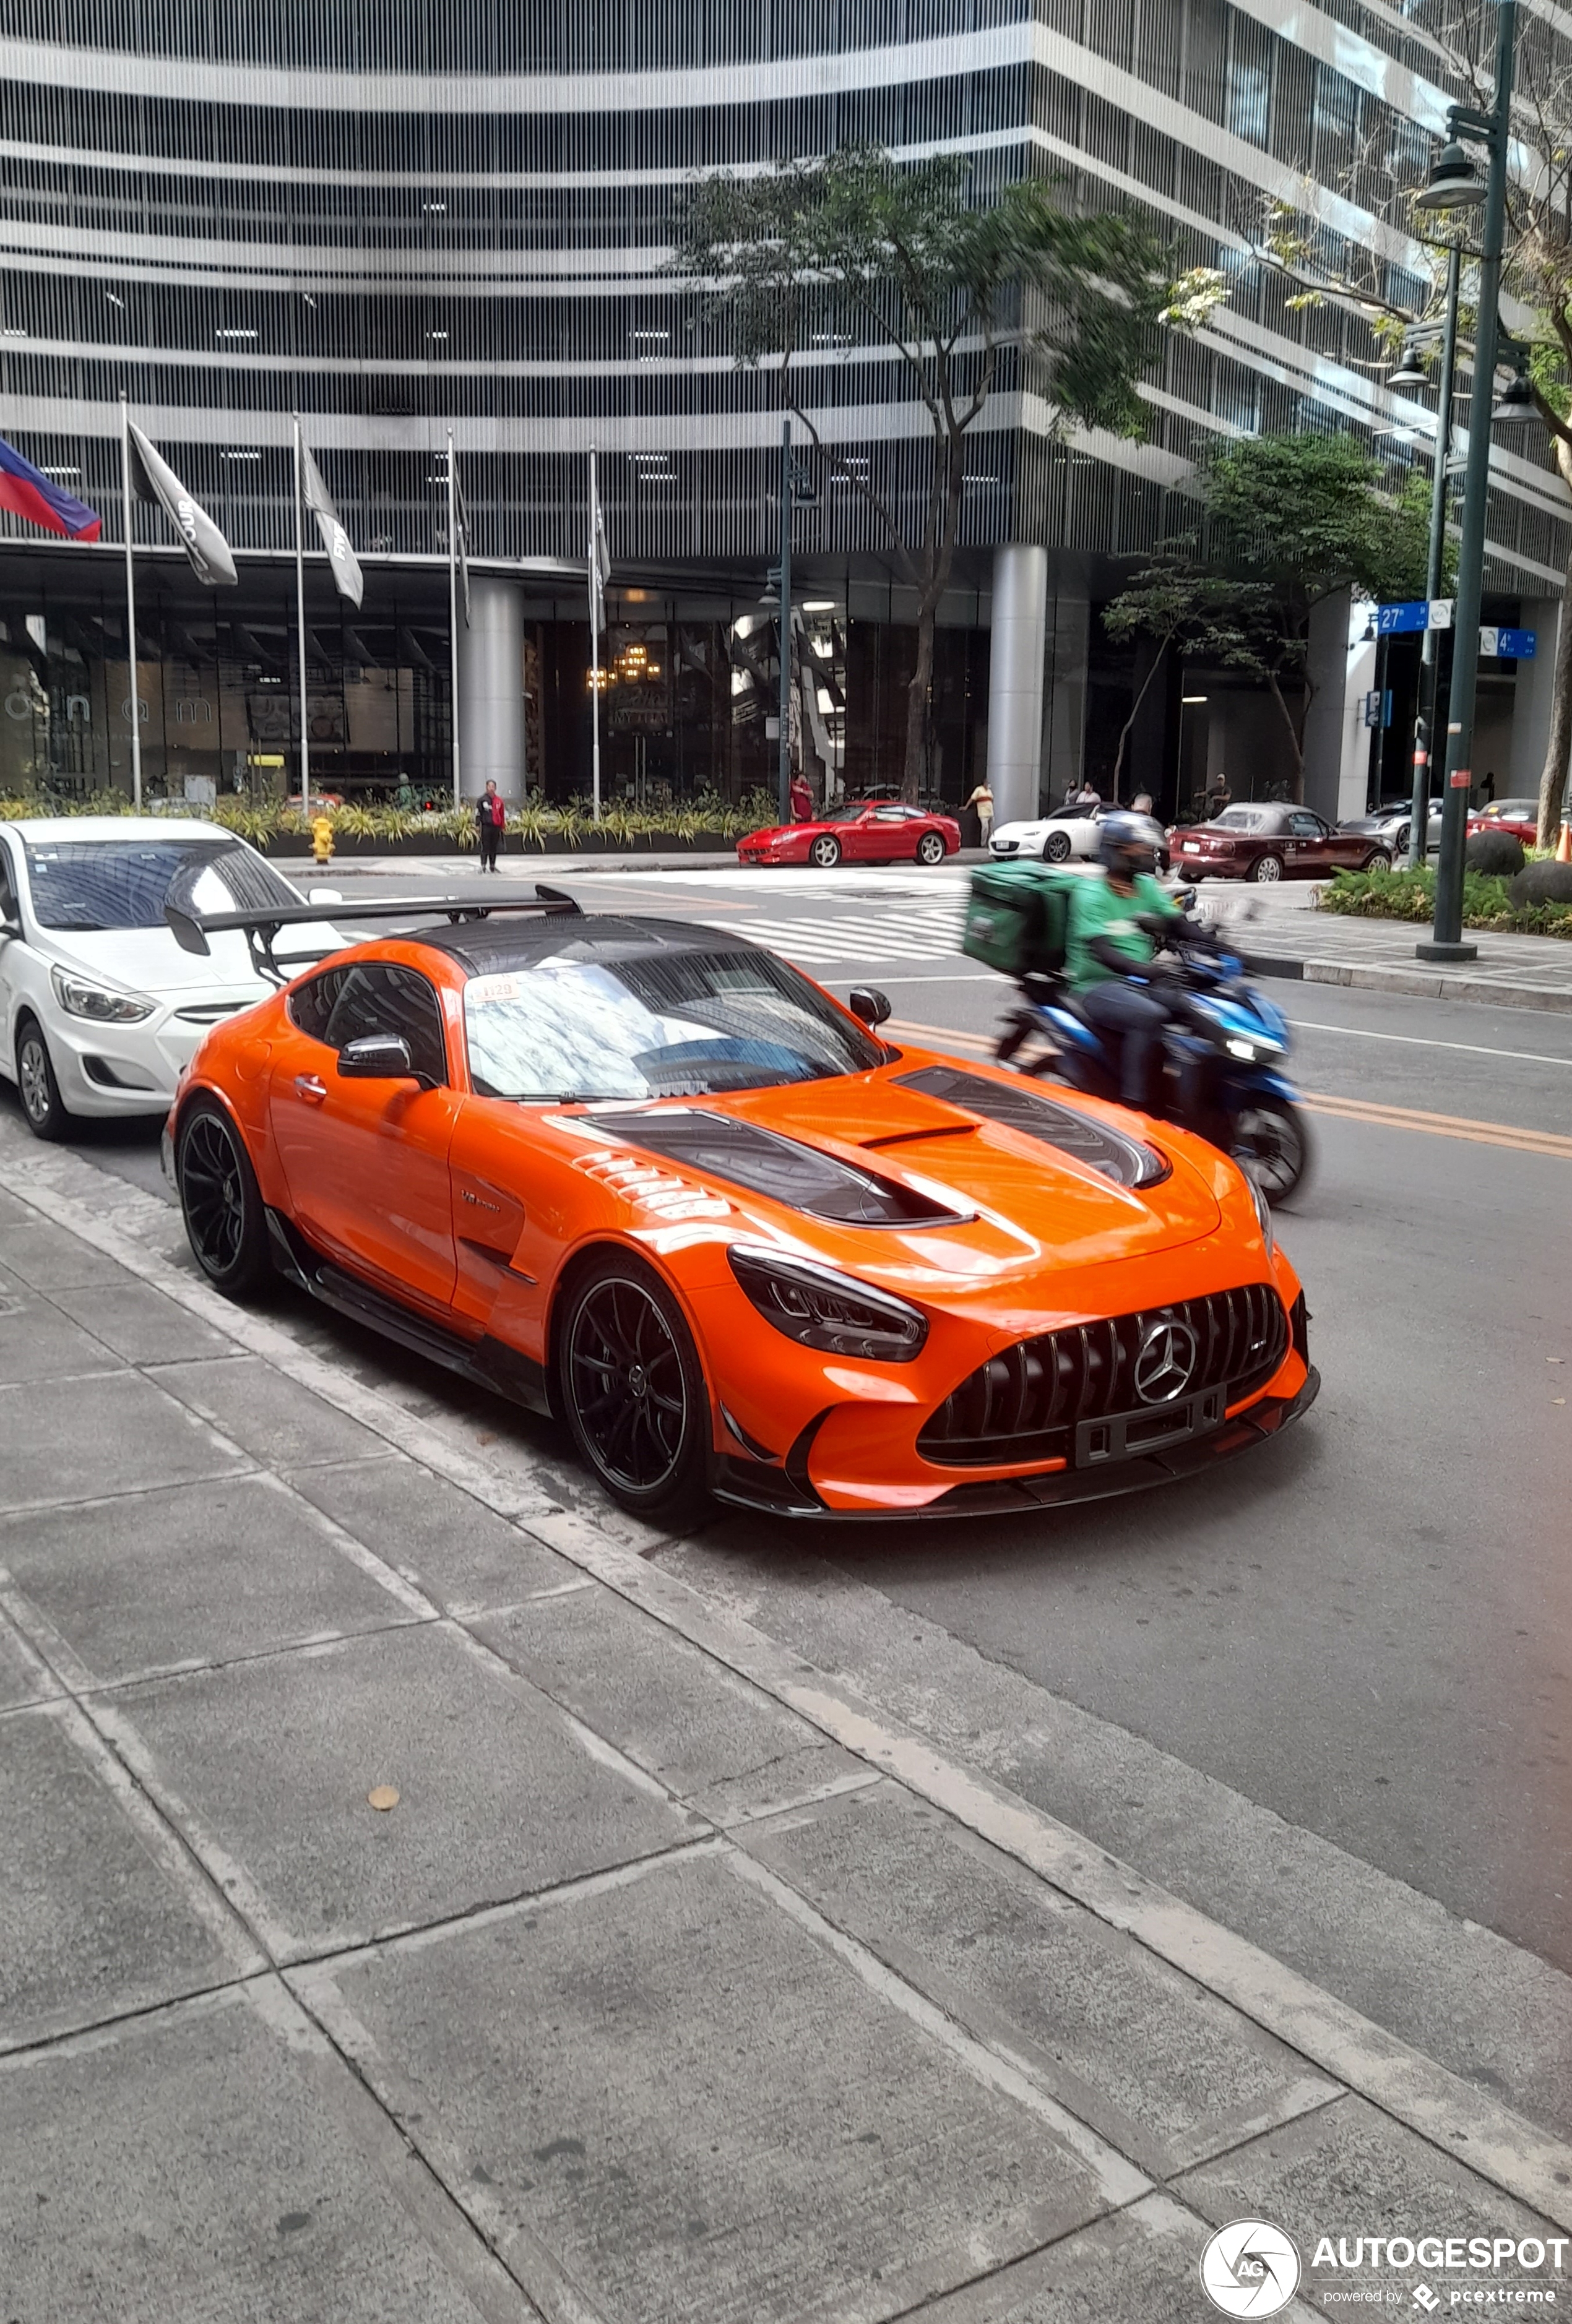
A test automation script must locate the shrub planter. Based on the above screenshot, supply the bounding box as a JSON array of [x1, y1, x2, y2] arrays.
[[263, 828, 738, 859]]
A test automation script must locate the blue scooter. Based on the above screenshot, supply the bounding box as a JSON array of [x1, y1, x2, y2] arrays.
[[995, 916, 1312, 1202]]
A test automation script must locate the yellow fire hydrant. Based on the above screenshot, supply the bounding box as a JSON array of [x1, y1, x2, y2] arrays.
[[311, 812, 334, 866]]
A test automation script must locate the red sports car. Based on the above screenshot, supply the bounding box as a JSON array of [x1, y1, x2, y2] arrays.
[[1467, 798, 1540, 846], [740, 801, 961, 869], [1171, 804, 1389, 884]]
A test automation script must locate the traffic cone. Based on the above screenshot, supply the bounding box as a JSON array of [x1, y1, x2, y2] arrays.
[[1557, 822, 1571, 864]]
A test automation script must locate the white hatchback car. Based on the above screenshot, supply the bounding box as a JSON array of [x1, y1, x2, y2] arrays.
[[0, 817, 340, 1139]]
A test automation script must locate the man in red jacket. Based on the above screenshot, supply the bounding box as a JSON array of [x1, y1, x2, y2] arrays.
[[476, 780, 505, 872]]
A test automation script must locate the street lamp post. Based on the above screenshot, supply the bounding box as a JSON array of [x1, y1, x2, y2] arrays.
[[1415, 0, 1518, 963], [1393, 241, 1463, 872]]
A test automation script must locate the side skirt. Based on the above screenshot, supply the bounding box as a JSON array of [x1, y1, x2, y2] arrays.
[[264, 1210, 553, 1417]]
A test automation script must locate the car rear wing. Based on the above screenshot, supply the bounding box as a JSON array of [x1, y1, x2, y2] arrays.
[[164, 882, 584, 984]]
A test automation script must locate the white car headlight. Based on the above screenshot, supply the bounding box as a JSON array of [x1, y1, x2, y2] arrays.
[[1246, 1168, 1274, 1255], [50, 964, 155, 1023]]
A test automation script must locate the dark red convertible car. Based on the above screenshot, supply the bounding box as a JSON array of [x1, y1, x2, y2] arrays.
[[1171, 804, 1391, 884], [739, 800, 961, 869]]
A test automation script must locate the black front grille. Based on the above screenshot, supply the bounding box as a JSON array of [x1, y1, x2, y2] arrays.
[[918, 1285, 1290, 1467]]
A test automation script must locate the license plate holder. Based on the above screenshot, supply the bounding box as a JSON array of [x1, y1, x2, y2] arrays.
[[1074, 1385, 1227, 1467]]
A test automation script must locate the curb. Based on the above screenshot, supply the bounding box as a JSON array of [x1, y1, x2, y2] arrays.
[[1243, 952, 1572, 1015]]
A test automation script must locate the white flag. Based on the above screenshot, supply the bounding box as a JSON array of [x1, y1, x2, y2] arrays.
[[588, 450, 611, 638], [299, 439, 363, 608], [127, 423, 236, 588]]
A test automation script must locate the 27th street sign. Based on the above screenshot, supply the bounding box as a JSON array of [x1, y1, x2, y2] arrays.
[[1375, 601, 1535, 656]]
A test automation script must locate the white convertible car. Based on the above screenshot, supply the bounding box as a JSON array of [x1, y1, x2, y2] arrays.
[[0, 817, 341, 1138], [990, 803, 1169, 867]]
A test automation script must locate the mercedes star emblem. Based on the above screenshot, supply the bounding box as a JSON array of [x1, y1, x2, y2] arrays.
[[1134, 1318, 1198, 1404]]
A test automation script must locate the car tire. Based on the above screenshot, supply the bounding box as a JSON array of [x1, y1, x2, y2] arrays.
[[915, 830, 945, 866], [1394, 825, 1410, 858], [1044, 830, 1072, 863], [808, 835, 842, 869], [1246, 853, 1283, 884], [14, 1014, 71, 1141], [175, 1098, 273, 1298], [1362, 849, 1391, 871], [557, 1251, 712, 1524], [1231, 1098, 1313, 1207]]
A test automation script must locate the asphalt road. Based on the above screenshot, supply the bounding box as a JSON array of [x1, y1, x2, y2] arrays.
[[18, 856, 1572, 1972]]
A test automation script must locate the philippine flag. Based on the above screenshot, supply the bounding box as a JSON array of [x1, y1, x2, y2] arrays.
[[0, 434, 100, 541]]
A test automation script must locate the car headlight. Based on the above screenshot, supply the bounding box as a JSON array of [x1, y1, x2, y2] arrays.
[[50, 965, 155, 1023], [727, 1245, 928, 1362], [1246, 1169, 1274, 1256]]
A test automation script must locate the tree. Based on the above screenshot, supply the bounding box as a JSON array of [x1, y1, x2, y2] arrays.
[[1100, 569, 1276, 796], [675, 148, 1223, 798], [1105, 435, 1436, 799]]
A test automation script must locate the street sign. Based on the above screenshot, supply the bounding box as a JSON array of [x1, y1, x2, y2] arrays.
[[1482, 626, 1536, 658], [1375, 601, 1429, 634], [1362, 689, 1393, 729]]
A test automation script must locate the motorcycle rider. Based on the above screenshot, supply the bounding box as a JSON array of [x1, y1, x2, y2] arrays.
[[1065, 811, 1190, 1114]]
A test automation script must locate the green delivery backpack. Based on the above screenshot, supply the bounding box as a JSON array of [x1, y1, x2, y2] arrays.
[[962, 861, 1074, 979]]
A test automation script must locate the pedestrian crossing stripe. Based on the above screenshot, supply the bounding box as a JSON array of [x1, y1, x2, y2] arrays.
[[699, 906, 969, 964]]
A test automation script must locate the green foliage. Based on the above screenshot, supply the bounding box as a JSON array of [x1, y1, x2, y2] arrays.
[[1319, 863, 1572, 936], [0, 787, 772, 846], [1195, 432, 1440, 610]]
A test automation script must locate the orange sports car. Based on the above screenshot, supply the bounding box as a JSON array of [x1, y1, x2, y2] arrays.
[[163, 887, 1317, 1522]]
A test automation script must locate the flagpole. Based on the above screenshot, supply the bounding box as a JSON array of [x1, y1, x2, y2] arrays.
[[447, 429, 460, 814], [118, 394, 141, 811], [293, 415, 310, 814], [589, 447, 601, 823]]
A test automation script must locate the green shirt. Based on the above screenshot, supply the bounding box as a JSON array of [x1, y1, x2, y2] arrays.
[[1065, 871, 1179, 990]]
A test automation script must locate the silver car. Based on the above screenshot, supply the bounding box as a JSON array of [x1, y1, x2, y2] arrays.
[[1336, 796, 1443, 861]]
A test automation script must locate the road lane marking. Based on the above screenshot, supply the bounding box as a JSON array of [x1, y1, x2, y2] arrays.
[[1289, 1018, 1572, 1066]]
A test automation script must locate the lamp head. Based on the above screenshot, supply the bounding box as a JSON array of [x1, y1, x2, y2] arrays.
[[1386, 342, 1430, 389], [1414, 140, 1485, 210], [1491, 368, 1538, 427]]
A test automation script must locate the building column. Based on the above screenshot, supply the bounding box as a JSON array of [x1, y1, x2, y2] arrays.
[[1509, 597, 1560, 799], [1302, 588, 1375, 821], [986, 543, 1048, 825], [457, 577, 524, 801]]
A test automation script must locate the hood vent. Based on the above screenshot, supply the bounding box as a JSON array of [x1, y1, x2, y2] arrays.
[[896, 1067, 1170, 1189], [595, 1109, 972, 1228]]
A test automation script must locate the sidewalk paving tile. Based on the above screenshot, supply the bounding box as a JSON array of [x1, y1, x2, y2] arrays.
[[1173, 2092, 1559, 2301], [475, 1582, 867, 1823], [0, 1215, 137, 1291], [51, 1275, 237, 1364], [745, 1782, 1338, 2179], [888, 2192, 1217, 2324], [0, 1710, 245, 2051], [289, 1454, 577, 1612], [147, 1353, 389, 1469], [116, 1620, 702, 1956], [1, 1989, 506, 2323], [326, 1845, 1122, 2324], [0, 1294, 121, 1384], [0, 1474, 420, 1687], [0, 1369, 251, 1510]]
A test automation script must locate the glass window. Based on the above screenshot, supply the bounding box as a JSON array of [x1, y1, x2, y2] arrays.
[[1289, 812, 1324, 838], [324, 965, 448, 1085], [0, 838, 18, 924], [22, 838, 299, 932], [287, 966, 352, 1044], [1210, 807, 1272, 832], [462, 947, 883, 1104]]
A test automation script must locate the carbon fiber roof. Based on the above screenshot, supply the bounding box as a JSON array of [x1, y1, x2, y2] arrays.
[[415, 913, 747, 975]]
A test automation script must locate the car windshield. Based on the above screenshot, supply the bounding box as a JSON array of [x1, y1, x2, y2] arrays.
[[463, 946, 885, 1103], [816, 804, 873, 823], [22, 837, 298, 931], [1487, 801, 1536, 819]]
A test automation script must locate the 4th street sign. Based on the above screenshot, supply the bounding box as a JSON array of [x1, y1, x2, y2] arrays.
[[1375, 601, 1534, 656]]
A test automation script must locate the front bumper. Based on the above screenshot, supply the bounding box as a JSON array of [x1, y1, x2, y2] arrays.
[[710, 1363, 1319, 1520]]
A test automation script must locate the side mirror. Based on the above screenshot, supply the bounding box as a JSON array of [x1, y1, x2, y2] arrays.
[[337, 1034, 417, 1080], [848, 986, 892, 1028]]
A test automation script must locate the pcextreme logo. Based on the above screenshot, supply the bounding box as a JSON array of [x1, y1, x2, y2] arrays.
[[1200, 2219, 1303, 2316]]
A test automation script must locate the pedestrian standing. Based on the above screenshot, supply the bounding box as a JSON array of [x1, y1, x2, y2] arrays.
[[476, 780, 505, 872], [789, 769, 813, 822], [964, 779, 995, 846]]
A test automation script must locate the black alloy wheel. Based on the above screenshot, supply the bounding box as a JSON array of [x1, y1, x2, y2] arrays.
[[915, 830, 946, 866], [14, 1015, 70, 1140], [1043, 830, 1073, 862], [1246, 852, 1283, 884], [176, 1100, 272, 1295], [808, 834, 842, 868], [559, 1254, 709, 1521], [1232, 1097, 1313, 1205]]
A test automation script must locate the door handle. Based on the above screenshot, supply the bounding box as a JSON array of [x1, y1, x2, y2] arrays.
[[295, 1074, 327, 1103]]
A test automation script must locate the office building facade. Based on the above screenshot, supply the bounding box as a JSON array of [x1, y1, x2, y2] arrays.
[[0, 0, 1565, 819]]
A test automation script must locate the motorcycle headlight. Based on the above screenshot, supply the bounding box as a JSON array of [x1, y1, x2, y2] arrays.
[[1246, 1169, 1274, 1256], [1225, 1037, 1258, 1062], [50, 965, 155, 1023], [727, 1245, 928, 1362]]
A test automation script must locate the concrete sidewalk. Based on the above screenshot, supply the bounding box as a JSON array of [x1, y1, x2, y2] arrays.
[[1196, 888, 1572, 1014], [2, 1161, 1571, 2320]]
